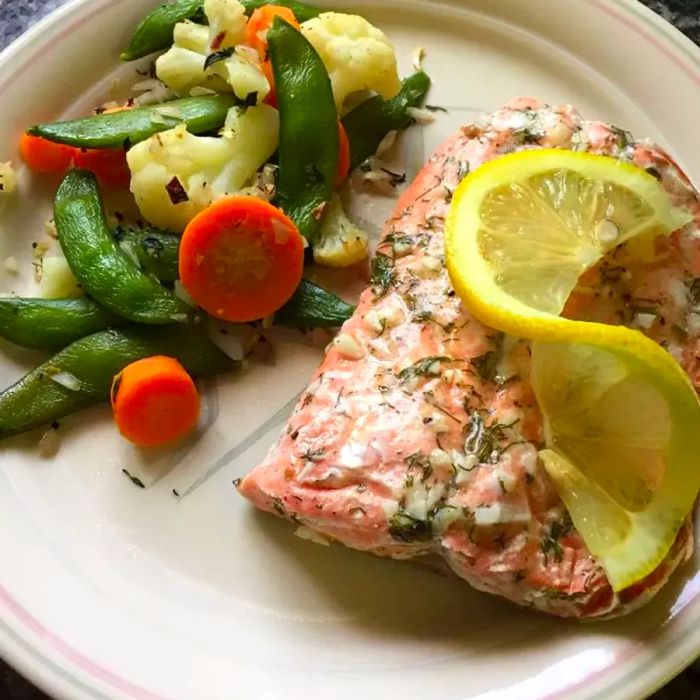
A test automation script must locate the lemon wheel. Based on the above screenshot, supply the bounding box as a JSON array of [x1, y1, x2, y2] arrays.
[[445, 148, 699, 591]]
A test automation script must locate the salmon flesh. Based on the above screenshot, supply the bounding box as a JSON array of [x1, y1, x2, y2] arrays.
[[238, 98, 700, 619]]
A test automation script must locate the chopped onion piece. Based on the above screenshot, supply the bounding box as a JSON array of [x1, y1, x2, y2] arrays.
[[50, 371, 83, 391], [38, 425, 61, 458], [294, 526, 330, 546], [407, 106, 436, 124], [412, 46, 426, 72], [174, 280, 196, 306]]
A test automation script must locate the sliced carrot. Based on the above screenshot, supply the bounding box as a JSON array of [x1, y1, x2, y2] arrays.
[[111, 356, 200, 447], [336, 122, 351, 185], [179, 195, 305, 322], [19, 133, 75, 173], [74, 147, 131, 189], [245, 5, 300, 56], [248, 5, 300, 108]]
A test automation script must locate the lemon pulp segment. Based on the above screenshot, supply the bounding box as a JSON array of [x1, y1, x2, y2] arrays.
[[445, 148, 698, 591]]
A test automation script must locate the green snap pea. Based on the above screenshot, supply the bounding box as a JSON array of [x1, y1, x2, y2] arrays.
[[121, 0, 204, 61], [342, 72, 431, 172], [113, 227, 180, 284], [0, 279, 350, 354], [121, 0, 323, 61], [269, 17, 338, 244], [0, 325, 235, 439], [275, 279, 354, 328], [54, 170, 190, 325], [28, 95, 236, 149], [0, 298, 124, 351]]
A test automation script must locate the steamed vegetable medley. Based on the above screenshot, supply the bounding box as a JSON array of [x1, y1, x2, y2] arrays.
[[0, 0, 430, 448]]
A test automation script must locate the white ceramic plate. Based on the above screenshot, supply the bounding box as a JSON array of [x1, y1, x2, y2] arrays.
[[2, 1, 700, 699]]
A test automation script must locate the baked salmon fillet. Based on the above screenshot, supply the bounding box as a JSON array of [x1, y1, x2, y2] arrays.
[[238, 98, 700, 619]]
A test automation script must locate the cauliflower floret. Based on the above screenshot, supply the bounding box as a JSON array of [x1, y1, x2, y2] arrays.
[[212, 46, 270, 103], [204, 0, 247, 49], [301, 13, 401, 110], [0, 161, 17, 195], [127, 105, 279, 231], [314, 194, 369, 267], [39, 258, 82, 299], [156, 23, 230, 94], [156, 4, 268, 102]]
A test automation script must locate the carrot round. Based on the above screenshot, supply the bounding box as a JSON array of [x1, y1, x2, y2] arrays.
[[19, 133, 75, 173], [248, 5, 300, 108], [179, 195, 305, 322], [73, 147, 131, 189], [336, 122, 351, 185], [111, 356, 200, 447], [246, 5, 300, 56]]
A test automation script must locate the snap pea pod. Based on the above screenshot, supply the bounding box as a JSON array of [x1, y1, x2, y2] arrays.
[[342, 71, 432, 171], [113, 227, 180, 283], [0, 279, 353, 351], [269, 17, 338, 244], [0, 298, 124, 351], [0, 325, 235, 439], [275, 279, 354, 327], [28, 95, 236, 149], [121, 0, 323, 61], [55, 169, 190, 324]]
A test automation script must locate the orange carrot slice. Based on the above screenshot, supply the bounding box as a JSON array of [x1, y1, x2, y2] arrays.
[[73, 147, 131, 189], [179, 195, 305, 322], [111, 356, 200, 447], [245, 5, 299, 56], [19, 133, 75, 173]]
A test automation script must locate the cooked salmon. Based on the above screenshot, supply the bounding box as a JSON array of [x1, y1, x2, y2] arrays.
[[238, 98, 700, 618]]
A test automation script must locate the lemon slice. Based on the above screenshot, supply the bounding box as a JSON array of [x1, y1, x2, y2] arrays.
[[445, 148, 699, 591]]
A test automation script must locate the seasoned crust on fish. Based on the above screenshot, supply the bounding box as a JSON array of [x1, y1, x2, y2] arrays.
[[239, 98, 699, 619]]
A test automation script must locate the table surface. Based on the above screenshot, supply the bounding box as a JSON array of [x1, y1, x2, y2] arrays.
[[1, 0, 700, 698]]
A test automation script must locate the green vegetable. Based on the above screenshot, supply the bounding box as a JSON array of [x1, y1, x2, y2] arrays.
[[27, 95, 236, 149], [342, 71, 431, 171], [369, 251, 396, 298], [275, 279, 354, 327], [54, 169, 190, 324], [0, 326, 234, 439], [121, 0, 323, 61], [243, 0, 322, 21], [0, 298, 124, 351], [121, 0, 205, 61], [269, 17, 338, 243], [113, 226, 180, 283], [0, 267, 351, 353]]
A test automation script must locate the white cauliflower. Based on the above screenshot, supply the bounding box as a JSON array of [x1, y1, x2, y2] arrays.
[[212, 46, 270, 104], [39, 258, 83, 299], [127, 105, 279, 231], [0, 161, 17, 195], [204, 0, 247, 49], [156, 0, 268, 103], [156, 22, 230, 95], [301, 13, 401, 110], [314, 194, 369, 267]]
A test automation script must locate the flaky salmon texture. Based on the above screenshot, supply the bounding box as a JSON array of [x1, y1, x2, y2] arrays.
[[239, 97, 700, 619]]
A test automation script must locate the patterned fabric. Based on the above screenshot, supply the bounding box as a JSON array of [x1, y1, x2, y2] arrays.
[[0, 0, 699, 698]]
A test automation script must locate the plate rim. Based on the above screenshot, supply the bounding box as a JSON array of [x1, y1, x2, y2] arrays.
[[1, 1, 700, 699]]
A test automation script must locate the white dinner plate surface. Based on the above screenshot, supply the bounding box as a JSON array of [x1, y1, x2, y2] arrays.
[[1, 1, 700, 699]]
